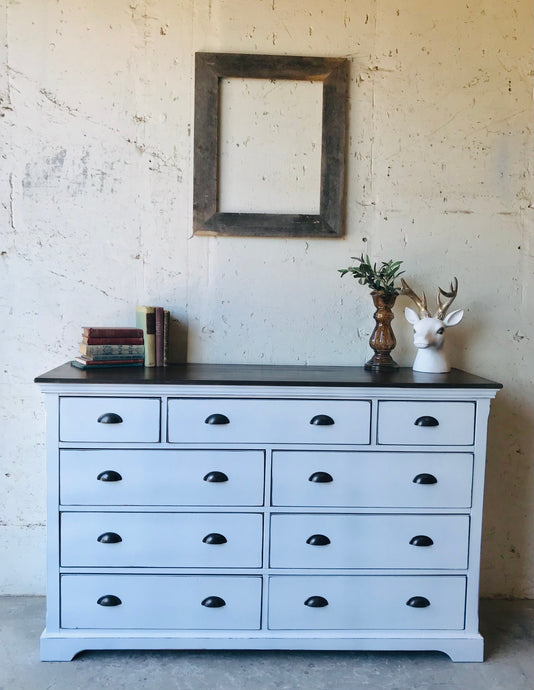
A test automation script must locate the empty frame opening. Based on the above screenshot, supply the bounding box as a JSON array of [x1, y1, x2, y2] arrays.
[[218, 78, 323, 215]]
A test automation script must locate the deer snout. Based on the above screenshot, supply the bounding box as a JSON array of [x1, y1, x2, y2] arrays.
[[413, 332, 435, 349], [413, 337, 431, 349]]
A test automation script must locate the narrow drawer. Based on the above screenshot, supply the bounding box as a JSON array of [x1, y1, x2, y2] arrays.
[[269, 514, 469, 569], [60, 512, 263, 568], [167, 398, 371, 445], [59, 397, 160, 443], [377, 402, 475, 445], [61, 575, 262, 629], [271, 451, 473, 508], [60, 450, 265, 506], [268, 575, 466, 629]]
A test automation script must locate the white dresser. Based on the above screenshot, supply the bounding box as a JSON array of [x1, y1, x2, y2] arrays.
[[35, 363, 501, 662]]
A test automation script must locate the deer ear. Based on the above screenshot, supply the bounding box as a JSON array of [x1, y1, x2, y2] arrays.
[[443, 309, 464, 327], [405, 307, 420, 325]]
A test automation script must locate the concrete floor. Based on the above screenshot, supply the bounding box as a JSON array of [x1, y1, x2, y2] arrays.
[[0, 598, 533, 690]]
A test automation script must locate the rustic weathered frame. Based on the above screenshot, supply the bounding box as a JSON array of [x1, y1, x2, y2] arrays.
[[193, 52, 349, 238]]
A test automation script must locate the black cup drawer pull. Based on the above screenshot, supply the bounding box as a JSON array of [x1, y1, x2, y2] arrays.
[[304, 596, 329, 608], [203, 471, 229, 483], [310, 414, 335, 426], [308, 471, 334, 483], [97, 595, 122, 607], [306, 534, 331, 546], [205, 413, 230, 425], [97, 532, 122, 544], [97, 470, 122, 482], [414, 415, 439, 427], [409, 535, 434, 547], [97, 412, 123, 425], [202, 533, 227, 545], [406, 596, 431, 608], [202, 596, 226, 608], [413, 473, 438, 485]]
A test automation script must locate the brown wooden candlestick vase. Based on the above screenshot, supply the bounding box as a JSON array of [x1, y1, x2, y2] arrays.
[[364, 291, 399, 371]]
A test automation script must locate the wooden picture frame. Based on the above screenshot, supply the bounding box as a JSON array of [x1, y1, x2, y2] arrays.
[[193, 52, 349, 238]]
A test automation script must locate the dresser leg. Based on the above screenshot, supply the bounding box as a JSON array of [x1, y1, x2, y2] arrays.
[[40, 632, 83, 662], [439, 636, 484, 662]]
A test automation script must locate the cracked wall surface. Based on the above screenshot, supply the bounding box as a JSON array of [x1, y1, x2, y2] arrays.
[[0, 0, 533, 596]]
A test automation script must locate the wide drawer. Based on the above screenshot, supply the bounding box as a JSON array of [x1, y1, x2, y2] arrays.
[[61, 575, 262, 629], [60, 512, 263, 567], [59, 397, 160, 443], [268, 575, 466, 629], [269, 514, 469, 569], [271, 451, 473, 508], [377, 402, 475, 445], [167, 398, 371, 444], [60, 450, 265, 506]]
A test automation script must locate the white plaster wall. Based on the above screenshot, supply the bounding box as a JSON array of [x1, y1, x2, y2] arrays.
[[0, 0, 532, 597]]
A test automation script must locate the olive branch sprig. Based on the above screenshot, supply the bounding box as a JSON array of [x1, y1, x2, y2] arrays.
[[339, 254, 405, 296]]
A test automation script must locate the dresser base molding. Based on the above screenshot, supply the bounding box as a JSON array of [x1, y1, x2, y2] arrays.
[[40, 630, 484, 663]]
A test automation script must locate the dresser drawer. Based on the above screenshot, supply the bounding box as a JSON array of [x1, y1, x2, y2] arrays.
[[377, 402, 475, 445], [268, 575, 466, 630], [167, 398, 371, 444], [61, 512, 263, 567], [270, 514, 469, 569], [60, 450, 265, 506], [271, 451, 473, 508], [59, 397, 161, 443], [61, 575, 262, 629]]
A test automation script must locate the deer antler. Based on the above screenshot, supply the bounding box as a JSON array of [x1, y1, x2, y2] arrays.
[[435, 277, 458, 320], [400, 278, 431, 318]]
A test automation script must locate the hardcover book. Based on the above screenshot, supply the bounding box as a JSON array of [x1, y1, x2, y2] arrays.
[[74, 356, 144, 365], [135, 306, 156, 367], [78, 353, 145, 361], [155, 307, 164, 367], [79, 343, 145, 356], [82, 337, 145, 345], [82, 327, 143, 338], [163, 309, 170, 366], [71, 358, 144, 369]]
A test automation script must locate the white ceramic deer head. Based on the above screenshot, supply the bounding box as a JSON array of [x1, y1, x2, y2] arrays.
[[402, 277, 464, 373]]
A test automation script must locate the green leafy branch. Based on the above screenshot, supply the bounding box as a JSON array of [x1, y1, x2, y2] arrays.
[[339, 254, 405, 296]]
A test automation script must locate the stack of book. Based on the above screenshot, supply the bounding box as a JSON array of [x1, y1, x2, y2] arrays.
[[71, 327, 145, 369], [136, 306, 170, 367]]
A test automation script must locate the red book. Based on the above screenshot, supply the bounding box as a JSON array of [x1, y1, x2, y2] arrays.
[[71, 359, 143, 370], [82, 327, 143, 338], [155, 307, 164, 367], [73, 356, 144, 366], [82, 337, 145, 345], [163, 309, 170, 367]]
